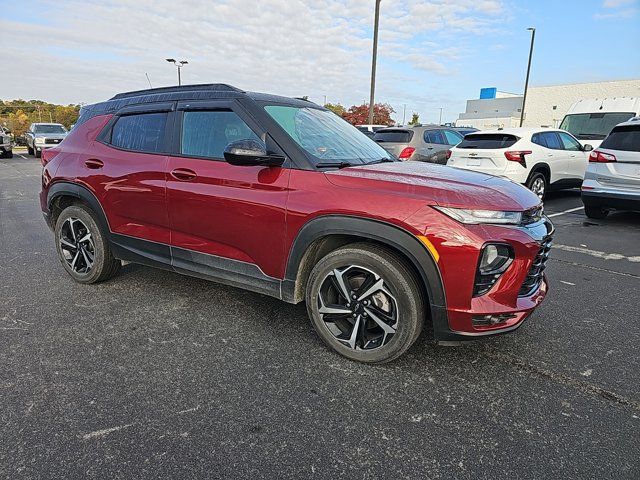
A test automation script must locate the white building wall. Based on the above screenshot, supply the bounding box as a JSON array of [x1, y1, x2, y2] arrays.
[[523, 79, 640, 127]]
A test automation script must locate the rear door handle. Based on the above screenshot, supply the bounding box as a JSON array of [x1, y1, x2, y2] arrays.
[[85, 159, 104, 169], [170, 168, 197, 181]]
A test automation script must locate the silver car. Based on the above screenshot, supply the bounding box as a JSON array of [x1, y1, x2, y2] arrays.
[[26, 123, 68, 158], [0, 127, 12, 158], [374, 125, 463, 163], [582, 117, 640, 218]]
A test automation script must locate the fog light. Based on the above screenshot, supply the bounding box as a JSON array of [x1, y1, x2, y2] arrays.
[[472, 314, 517, 327], [473, 244, 514, 296]]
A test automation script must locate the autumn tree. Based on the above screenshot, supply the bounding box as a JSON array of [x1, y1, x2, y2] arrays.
[[342, 103, 395, 126], [323, 103, 346, 116], [408, 112, 420, 125], [0, 100, 80, 137]]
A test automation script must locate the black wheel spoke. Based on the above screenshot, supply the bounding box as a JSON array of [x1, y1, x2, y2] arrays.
[[317, 265, 398, 351]]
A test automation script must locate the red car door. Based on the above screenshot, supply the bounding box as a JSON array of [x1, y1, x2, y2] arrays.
[[165, 101, 290, 293], [83, 108, 171, 251]]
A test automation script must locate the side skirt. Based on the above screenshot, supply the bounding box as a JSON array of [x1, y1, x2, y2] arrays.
[[109, 233, 282, 300]]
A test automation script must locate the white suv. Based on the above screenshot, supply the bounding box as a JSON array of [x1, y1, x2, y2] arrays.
[[447, 128, 592, 199], [581, 118, 640, 218]]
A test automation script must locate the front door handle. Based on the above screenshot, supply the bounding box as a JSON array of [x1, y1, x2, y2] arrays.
[[170, 168, 197, 181], [85, 159, 104, 169]]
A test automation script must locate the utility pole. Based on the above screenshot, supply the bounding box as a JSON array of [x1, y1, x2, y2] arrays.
[[438, 108, 443, 125], [520, 27, 535, 127], [166, 59, 188, 86], [324, 95, 327, 105], [402, 104, 406, 125], [367, 0, 381, 125]]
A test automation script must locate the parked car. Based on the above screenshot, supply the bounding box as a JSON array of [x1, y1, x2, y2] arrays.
[[374, 125, 464, 164], [559, 97, 639, 149], [0, 127, 12, 158], [447, 128, 592, 199], [25, 123, 68, 157], [451, 126, 479, 137], [40, 84, 553, 363], [582, 118, 640, 218], [356, 124, 388, 139]]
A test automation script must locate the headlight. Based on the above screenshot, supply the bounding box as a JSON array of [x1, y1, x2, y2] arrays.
[[434, 207, 522, 225], [35, 137, 46, 144]]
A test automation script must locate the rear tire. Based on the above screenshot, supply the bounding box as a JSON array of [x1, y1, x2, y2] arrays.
[[526, 171, 548, 200], [584, 205, 609, 219], [35, 148, 41, 158], [5, 151, 13, 158], [54, 205, 121, 284], [305, 243, 424, 364], [27, 145, 33, 156]]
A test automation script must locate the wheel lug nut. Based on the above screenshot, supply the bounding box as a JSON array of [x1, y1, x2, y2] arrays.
[[352, 294, 357, 299]]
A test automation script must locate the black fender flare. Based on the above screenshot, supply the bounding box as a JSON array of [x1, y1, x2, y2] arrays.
[[46, 181, 110, 233], [283, 215, 447, 313]]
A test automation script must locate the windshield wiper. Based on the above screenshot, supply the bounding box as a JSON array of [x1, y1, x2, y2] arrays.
[[316, 161, 354, 169], [363, 157, 396, 165]]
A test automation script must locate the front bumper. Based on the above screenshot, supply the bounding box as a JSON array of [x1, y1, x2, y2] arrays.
[[426, 216, 554, 342]]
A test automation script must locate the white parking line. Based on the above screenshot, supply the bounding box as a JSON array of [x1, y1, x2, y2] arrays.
[[547, 206, 584, 218], [554, 244, 640, 262], [19, 154, 27, 159]]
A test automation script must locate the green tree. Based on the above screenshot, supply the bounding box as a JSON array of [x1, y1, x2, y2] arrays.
[[408, 112, 420, 125], [323, 103, 346, 116]]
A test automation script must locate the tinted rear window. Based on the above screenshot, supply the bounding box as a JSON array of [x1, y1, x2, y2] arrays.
[[110, 112, 167, 153], [374, 130, 413, 143], [456, 133, 519, 149], [600, 125, 640, 152]]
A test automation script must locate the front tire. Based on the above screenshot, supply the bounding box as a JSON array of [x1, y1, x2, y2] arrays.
[[27, 145, 33, 155], [584, 205, 609, 219], [526, 171, 548, 200], [54, 205, 121, 284], [305, 243, 424, 364]]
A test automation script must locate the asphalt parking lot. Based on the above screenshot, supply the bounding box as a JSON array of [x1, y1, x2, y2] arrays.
[[1, 150, 639, 479]]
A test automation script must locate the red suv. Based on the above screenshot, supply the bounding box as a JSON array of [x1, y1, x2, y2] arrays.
[[40, 84, 553, 363]]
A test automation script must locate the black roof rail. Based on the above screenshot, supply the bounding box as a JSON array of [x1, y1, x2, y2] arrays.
[[110, 83, 243, 100]]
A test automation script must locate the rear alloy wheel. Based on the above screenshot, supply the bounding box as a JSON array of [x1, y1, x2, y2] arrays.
[[55, 205, 121, 284], [306, 244, 424, 363], [584, 205, 609, 219], [526, 171, 548, 200]]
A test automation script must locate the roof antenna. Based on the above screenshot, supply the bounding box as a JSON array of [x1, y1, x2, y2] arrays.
[[145, 73, 153, 88]]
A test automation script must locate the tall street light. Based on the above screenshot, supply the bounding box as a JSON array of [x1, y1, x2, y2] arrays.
[[519, 27, 535, 127], [367, 0, 381, 125], [166, 58, 188, 86]]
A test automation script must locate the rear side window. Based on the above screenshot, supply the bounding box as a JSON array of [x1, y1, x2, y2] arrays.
[[541, 132, 562, 150], [110, 113, 167, 153], [374, 130, 413, 143], [443, 130, 463, 145], [181, 110, 259, 159], [424, 130, 446, 145], [600, 125, 640, 152], [456, 134, 518, 149]]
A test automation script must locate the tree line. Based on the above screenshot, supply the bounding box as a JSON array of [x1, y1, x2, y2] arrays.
[[324, 102, 419, 126], [0, 100, 80, 137]]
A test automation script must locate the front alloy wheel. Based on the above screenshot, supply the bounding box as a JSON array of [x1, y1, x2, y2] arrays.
[[306, 244, 424, 363], [318, 265, 398, 350]]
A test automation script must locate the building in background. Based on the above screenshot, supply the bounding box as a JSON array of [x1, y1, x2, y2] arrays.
[[456, 79, 640, 130]]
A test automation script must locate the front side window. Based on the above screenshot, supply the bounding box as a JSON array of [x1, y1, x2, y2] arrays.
[[110, 113, 167, 153], [181, 111, 259, 159], [425, 130, 446, 145], [558, 132, 582, 151], [264, 105, 392, 164]]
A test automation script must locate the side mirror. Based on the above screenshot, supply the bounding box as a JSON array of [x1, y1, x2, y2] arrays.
[[583, 144, 593, 151], [223, 139, 284, 167]]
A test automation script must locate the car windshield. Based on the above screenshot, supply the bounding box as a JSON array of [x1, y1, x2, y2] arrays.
[[559, 112, 634, 140], [264, 105, 393, 165], [34, 124, 67, 134]]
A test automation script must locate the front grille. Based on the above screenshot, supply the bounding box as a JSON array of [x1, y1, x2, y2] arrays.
[[519, 235, 552, 296], [45, 138, 61, 144]]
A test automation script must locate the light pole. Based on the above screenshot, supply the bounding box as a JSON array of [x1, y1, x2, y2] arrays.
[[367, 0, 381, 125], [438, 107, 443, 125], [519, 27, 535, 127], [166, 58, 188, 86]]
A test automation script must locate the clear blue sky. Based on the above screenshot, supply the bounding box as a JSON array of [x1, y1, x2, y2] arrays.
[[1, 0, 638, 123]]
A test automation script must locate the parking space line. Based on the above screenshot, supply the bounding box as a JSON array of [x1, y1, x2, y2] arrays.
[[547, 207, 583, 218], [554, 244, 640, 262], [19, 154, 27, 159]]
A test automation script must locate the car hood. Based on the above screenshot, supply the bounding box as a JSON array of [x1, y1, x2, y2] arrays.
[[325, 161, 541, 211]]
